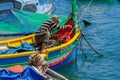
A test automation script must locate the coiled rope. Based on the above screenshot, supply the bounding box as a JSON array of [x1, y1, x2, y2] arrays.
[[28, 53, 55, 80], [28, 54, 48, 75]]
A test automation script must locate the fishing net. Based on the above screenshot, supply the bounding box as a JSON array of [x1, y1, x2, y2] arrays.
[[0, 9, 68, 36]]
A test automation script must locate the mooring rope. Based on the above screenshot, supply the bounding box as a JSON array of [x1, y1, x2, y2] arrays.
[[79, 36, 87, 58], [78, 0, 94, 22], [80, 29, 104, 56], [76, 0, 104, 56]]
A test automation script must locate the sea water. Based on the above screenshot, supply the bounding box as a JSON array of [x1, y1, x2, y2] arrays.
[[52, 0, 120, 80]]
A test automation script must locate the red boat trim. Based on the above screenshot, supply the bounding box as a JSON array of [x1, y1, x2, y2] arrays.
[[49, 50, 73, 67]]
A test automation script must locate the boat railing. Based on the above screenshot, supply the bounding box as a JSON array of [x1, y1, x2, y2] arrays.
[[33, 66, 68, 80], [47, 68, 68, 80]]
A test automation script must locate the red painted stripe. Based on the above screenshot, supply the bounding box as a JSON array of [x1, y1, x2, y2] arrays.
[[49, 50, 73, 67]]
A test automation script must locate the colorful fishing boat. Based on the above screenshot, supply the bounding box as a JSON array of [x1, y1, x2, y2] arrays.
[[0, 0, 80, 70]]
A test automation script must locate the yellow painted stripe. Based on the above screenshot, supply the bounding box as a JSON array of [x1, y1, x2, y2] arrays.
[[0, 34, 35, 47], [47, 30, 80, 52], [0, 29, 80, 59], [0, 51, 37, 59]]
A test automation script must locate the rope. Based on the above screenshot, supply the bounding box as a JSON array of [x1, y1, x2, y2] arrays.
[[28, 53, 56, 80], [64, 0, 94, 42], [80, 29, 104, 56], [76, 0, 104, 56], [78, 0, 94, 22], [28, 54, 48, 74], [79, 36, 87, 58], [69, 26, 75, 36]]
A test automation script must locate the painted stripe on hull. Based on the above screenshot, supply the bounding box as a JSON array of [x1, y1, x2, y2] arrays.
[[0, 56, 29, 68], [49, 50, 73, 67], [0, 46, 77, 70], [49, 47, 77, 70]]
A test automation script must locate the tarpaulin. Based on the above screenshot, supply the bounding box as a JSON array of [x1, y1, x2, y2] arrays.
[[0, 42, 35, 54], [0, 66, 45, 80]]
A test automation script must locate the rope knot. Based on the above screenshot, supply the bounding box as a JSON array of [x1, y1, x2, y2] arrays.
[[28, 54, 46, 66]]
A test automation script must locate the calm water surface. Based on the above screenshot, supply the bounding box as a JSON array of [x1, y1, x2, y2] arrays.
[[53, 0, 120, 80]]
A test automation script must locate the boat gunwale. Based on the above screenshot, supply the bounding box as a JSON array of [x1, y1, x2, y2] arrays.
[[0, 42, 77, 68], [0, 29, 80, 59]]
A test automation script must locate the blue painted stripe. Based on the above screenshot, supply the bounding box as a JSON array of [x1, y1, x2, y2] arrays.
[[49, 46, 77, 70], [0, 56, 29, 65]]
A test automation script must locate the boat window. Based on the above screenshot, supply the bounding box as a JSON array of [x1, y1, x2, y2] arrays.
[[13, 1, 21, 10], [0, 2, 13, 11], [22, 4, 36, 12]]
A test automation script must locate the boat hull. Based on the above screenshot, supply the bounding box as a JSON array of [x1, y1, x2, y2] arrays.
[[0, 0, 80, 70], [0, 45, 77, 70], [49, 46, 77, 70]]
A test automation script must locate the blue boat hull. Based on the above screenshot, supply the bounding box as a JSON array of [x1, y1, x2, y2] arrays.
[[0, 46, 77, 70]]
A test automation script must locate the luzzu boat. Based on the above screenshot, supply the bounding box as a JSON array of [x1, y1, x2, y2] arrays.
[[13, 0, 52, 14], [0, 0, 81, 70], [0, 0, 52, 14]]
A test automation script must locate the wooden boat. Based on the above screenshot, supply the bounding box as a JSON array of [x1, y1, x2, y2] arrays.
[[0, 65, 68, 80], [0, 0, 80, 70], [13, 0, 52, 14], [0, 0, 52, 14], [0, 66, 45, 80]]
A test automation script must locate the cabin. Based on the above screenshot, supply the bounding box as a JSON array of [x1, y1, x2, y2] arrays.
[[0, 0, 52, 14]]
